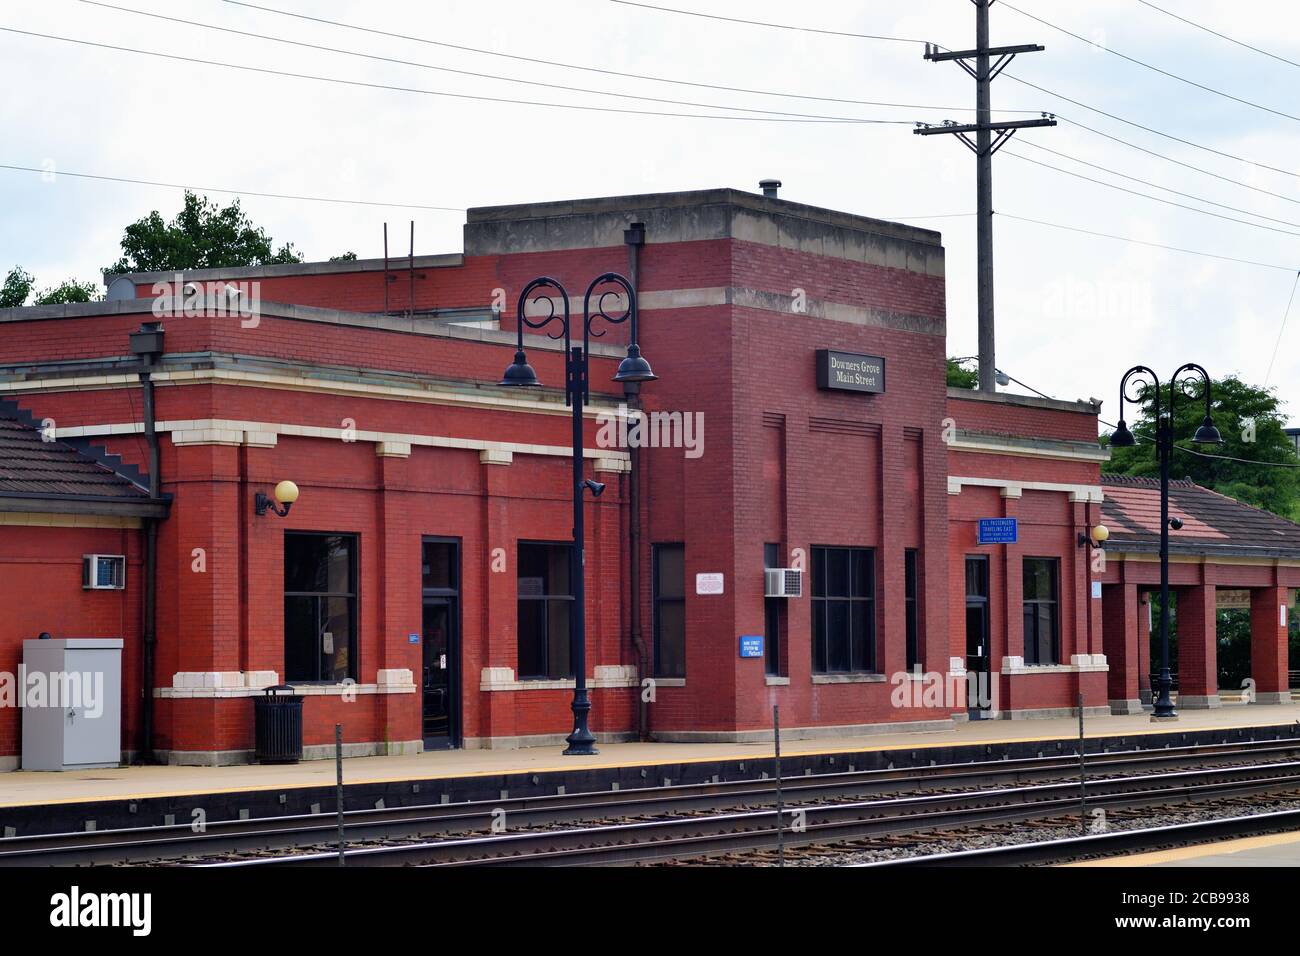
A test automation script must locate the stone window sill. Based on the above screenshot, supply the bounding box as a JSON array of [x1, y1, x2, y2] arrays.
[[811, 672, 886, 684]]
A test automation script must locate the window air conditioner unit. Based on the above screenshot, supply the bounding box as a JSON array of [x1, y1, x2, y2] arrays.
[[83, 554, 126, 590], [764, 568, 803, 599]]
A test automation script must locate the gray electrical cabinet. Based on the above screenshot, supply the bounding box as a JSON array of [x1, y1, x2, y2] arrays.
[[21, 638, 123, 771]]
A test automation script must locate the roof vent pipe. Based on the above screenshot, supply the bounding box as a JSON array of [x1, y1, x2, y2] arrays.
[[759, 179, 782, 198]]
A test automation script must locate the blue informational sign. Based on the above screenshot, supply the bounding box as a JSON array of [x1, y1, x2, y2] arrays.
[[977, 518, 1018, 544], [739, 635, 764, 659], [408, 633, 420, 644]]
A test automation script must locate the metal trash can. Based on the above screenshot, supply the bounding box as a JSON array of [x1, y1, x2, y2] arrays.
[[253, 685, 303, 764]]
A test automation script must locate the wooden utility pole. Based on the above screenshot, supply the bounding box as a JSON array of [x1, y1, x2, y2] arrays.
[[916, 0, 1055, 393]]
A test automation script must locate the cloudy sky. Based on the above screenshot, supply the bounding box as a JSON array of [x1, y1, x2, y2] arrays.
[[3, 0, 1299, 426]]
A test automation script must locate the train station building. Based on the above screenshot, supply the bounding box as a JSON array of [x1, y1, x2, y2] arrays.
[[0, 186, 1295, 767]]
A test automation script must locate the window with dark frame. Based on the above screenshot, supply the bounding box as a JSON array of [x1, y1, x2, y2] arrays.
[[763, 543, 784, 677], [284, 532, 358, 683], [1022, 557, 1060, 665], [517, 542, 574, 680], [653, 544, 686, 678], [811, 546, 875, 674], [904, 549, 920, 672]]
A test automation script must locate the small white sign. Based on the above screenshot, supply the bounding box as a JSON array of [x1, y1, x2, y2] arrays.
[[696, 572, 724, 595], [1091, 581, 1102, 599], [1282, 604, 1288, 628]]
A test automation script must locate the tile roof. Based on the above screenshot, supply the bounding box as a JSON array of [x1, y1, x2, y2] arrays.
[[0, 401, 149, 503], [1101, 474, 1300, 559]]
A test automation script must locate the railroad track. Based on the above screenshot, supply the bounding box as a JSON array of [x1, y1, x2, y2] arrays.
[[4, 737, 1299, 867], [212, 752, 1300, 867], [855, 806, 1300, 868]]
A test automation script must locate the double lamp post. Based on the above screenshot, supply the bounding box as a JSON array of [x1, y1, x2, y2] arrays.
[[499, 273, 656, 755], [1110, 363, 1222, 720]]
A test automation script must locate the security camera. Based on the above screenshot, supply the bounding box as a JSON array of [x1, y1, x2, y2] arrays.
[[1168, 517, 1183, 531], [583, 479, 606, 498]]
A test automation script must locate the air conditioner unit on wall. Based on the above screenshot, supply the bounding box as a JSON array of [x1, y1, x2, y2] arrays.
[[764, 568, 803, 599], [82, 554, 126, 590]]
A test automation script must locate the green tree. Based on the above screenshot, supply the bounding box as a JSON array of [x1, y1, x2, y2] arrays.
[[0, 266, 34, 307], [330, 251, 358, 262], [33, 279, 99, 305], [946, 356, 979, 389], [105, 191, 303, 274], [1103, 375, 1300, 519]]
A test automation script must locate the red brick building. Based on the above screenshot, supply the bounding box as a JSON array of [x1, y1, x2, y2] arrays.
[[0, 187, 1291, 766]]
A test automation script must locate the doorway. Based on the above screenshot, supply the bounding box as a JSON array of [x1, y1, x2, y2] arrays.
[[965, 556, 992, 719], [421, 538, 461, 749]]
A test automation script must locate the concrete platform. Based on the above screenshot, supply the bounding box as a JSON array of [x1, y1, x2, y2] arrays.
[[1073, 830, 1300, 867], [2, 700, 1298, 811]]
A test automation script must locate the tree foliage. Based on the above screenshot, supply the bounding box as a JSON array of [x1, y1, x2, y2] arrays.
[[0, 266, 34, 307], [1103, 375, 1300, 519], [105, 191, 303, 274], [946, 356, 979, 389], [33, 279, 99, 305]]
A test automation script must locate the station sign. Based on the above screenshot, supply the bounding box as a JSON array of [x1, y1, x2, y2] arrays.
[[977, 517, 1018, 544], [815, 349, 886, 394], [739, 635, 764, 659]]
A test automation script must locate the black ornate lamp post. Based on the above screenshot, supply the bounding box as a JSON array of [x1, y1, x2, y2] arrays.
[[499, 273, 656, 755], [1110, 364, 1222, 720]]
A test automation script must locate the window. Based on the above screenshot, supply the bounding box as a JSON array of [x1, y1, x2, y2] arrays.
[[517, 542, 573, 679], [284, 533, 357, 682], [1023, 557, 1060, 665], [811, 546, 875, 673], [764, 543, 784, 676], [905, 549, 920, 671], [653, 544, 686, 678]]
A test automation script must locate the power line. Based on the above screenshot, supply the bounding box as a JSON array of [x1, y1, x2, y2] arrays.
[[1003, 151, 1300, 239], [0, 162, 465, 211], [997, 213, 1297, 272], [1061, 115, 1300, 209], [1136, 0, 1300, 71], [78, 0, 896, 123], [1003, 74, 1300, 180], [1001, 1, 1300, 124], [607, 0, 931, 44], [0, 26, 914, 124], [220, 0, 1024, 115], [1265, 272, 1300, 386], [1013, 140, 1300, 231]]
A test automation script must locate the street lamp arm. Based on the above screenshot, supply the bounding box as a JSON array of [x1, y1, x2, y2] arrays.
[[1168, 362, 1211, 423], [514, 276, 572, 350], [1118, 364, 1161, 422]]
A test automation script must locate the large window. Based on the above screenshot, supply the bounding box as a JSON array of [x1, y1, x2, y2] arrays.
[[284, 533, 357, 682], [653, 544, 686, 678], [517, 542, 573, 679], [811, 546, 875, 673], [764, 543, 784, 677], [1023, 557, 1060, 665], [905, 549, 920, 672]]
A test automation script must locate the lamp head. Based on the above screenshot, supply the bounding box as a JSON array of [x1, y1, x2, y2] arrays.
[[500, 350, 541, 388], [1110, 420, 1136, 447], [613, 344, 657, 384], [1090, 524, 1109, 546], [1193, 416, 1223, 445], [274, 480, 299, 506]]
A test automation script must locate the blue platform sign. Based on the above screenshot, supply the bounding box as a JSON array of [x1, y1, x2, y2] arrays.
[[977, 518, 1018, 545], [739, 635, 764, 659]]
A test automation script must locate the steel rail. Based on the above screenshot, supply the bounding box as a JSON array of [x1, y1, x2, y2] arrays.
[[205, 757, 1300, 867], [5, 736, 1298, 866], [855, 806, 1300, 867]]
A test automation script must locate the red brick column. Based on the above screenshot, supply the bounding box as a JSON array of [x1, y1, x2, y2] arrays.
[[1176, 583, 1219, 708], [1101, 583, 1142, 713], [1137, 591, 1152, 703], [1249, 585, 1291, 704]]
